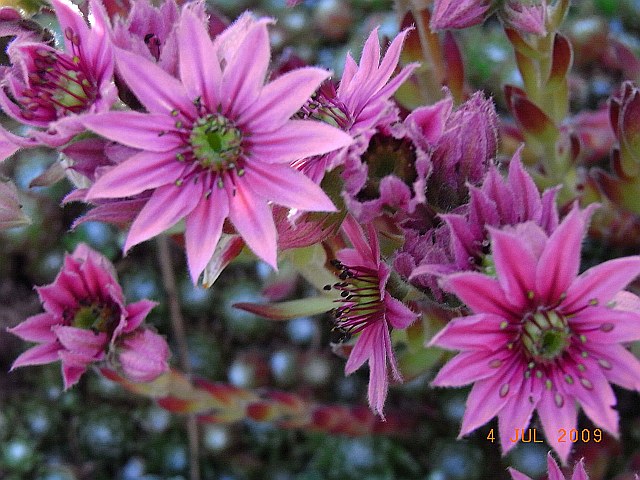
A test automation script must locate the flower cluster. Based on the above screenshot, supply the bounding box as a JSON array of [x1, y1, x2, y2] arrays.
[[2, 0, 640, 476]]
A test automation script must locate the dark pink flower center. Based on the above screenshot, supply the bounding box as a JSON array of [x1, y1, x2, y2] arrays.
[[20, 28, 97, 120], [325, 259, 383, 339]]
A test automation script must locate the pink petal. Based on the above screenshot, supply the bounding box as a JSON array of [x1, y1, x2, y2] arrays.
[[249, 119, 353, 164], [562, 256, 640, 313], [431, 349, 510, 387], [537, 387, 577, 465], [51, 0, 91, 53], [177, 8, 221, 109], [115, 47, 196, 116], [429, 313, 512, 351], [185, 187, 229, 283], [571, 459, 589, 480], [368, 322, 392, 416], [124, 299, 158, 333], [337, 53, 358, 97], [81, 112, 184, 152], [498, 376, 541, 455], [507, 149, 543, 223], [54, 326, 107, 355], [221, 21, 270, 117], [489, 225, 538, 310], [227, 180, 277, 268], [37, 283, 76, 317], [86, 150, 184, 200], [459, 372, 511, 437], [59, 350, 95, 389], [384, 294, 417, 329], [11, 342, 61, 369], [242, 161, 336, 212], [202, 234, 245, 288], [124, 182, 203, 252], [241, 67, 330, 132], [586, 343, 640, 390], [535, 204, 596, 305], [345, 322, 377, 375], [508, 468, 532, 480], [8, 313, 58, 342], [546, 453, 565, 480], [440, 271, 517, 318], [570, 306, 640, 344]]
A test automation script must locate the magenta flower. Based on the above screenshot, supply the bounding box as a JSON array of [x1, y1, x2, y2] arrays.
[[0, 0, 115, 156], [429, 204, 640, 462], [8, 244, 165, 389], [329, 216, 417, 416], [509, 453, 588, 480], [82, 10, 351, 282], [296, 28, 418, 182]]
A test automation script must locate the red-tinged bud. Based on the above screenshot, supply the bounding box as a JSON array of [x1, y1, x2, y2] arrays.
[[430, 0, 491, 31], [500, 1, 546, 36]]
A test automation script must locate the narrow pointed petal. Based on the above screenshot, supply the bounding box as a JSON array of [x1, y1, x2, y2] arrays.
[[81, 112, 183, 152], [115, 47, 196, 116], [202, 234, 245, 288], [345, 323, 377, 375], [234, 297, 337, 321], [221, 21, 271, 117], [228, 182, 277, 268], [570, 307, 640, 344], [440, 272, 516, 318], [586, 343, 640, 390], [535, 205, 596, 305], [8, 313, 58, 342], [571, 460, 588, 480], [429, 313, 512, 351], [242, 67, 330, 131], [431, 350, 510, 387], [87, 150, 183, 200], [11, 343, 61, 369], [243, 162, 336, 212], [508, 468, 533, 480], [546, 453, 565, 480], [460, 373, 511, 436], [489, 226, 538, 309], [562, 256, 640, 312], [498, 377, 540, 455], [51, 0, 91, 52], [368, 323, 391, 417], [125, 183, 203, 252], [384, 294, 417, 329], [177, 9, 221, 109], [124, 299, 158, 333], [507, 151, 543, 223], [537, 389, 577, 464], [250, 120, 353, 164], [185, 188, 229, 283]]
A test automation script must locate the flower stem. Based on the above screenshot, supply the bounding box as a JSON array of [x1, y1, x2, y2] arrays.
[[156, 235, 200, 480]]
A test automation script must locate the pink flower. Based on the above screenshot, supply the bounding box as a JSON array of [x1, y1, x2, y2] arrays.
[[0, 0, 116, 156], [8, 244, 162, 389], [82, 10, 351, 282], [429, 204, 640, 462], [509, 453, 588, 480], [295, 28, 418, 182], [328, 216, 417, 417], [430, 0, 491, 31]]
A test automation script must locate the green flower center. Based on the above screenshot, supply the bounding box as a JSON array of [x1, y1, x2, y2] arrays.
[[189, 114, 243, 171], [521, 310, 570, 362], [72, 303, 119, 334]]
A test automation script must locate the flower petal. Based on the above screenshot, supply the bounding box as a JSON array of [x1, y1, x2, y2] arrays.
[[242, 161, 336, 212], [586, 343, 640, 390], [124, 299, 158, 333], [498, 376, 541, 455], [227, 179, 277, 268], [185, 187, 229, 283], [537, 387, 577, 465], [124, 182, 203, 252], [8, 313, 58, 342], [81, 112, 183, 152], [249, 119, 353, 164], [87, 150, 183, 200], [429, 313, 512, 351], [571, 306, 640, 344], [54, 325, 107, 355], [535, 204, 596, 305], [221, 20, 271, 117], [115, 47, 196, 116], [177, 8, 221, 109], [384, 294, 417, 330], [562, 256, 640, 312], [241, 67, 330, 132], [431, 349, 511, 387], [440, 271, 517, 318], [11, 342, 61, 369]]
